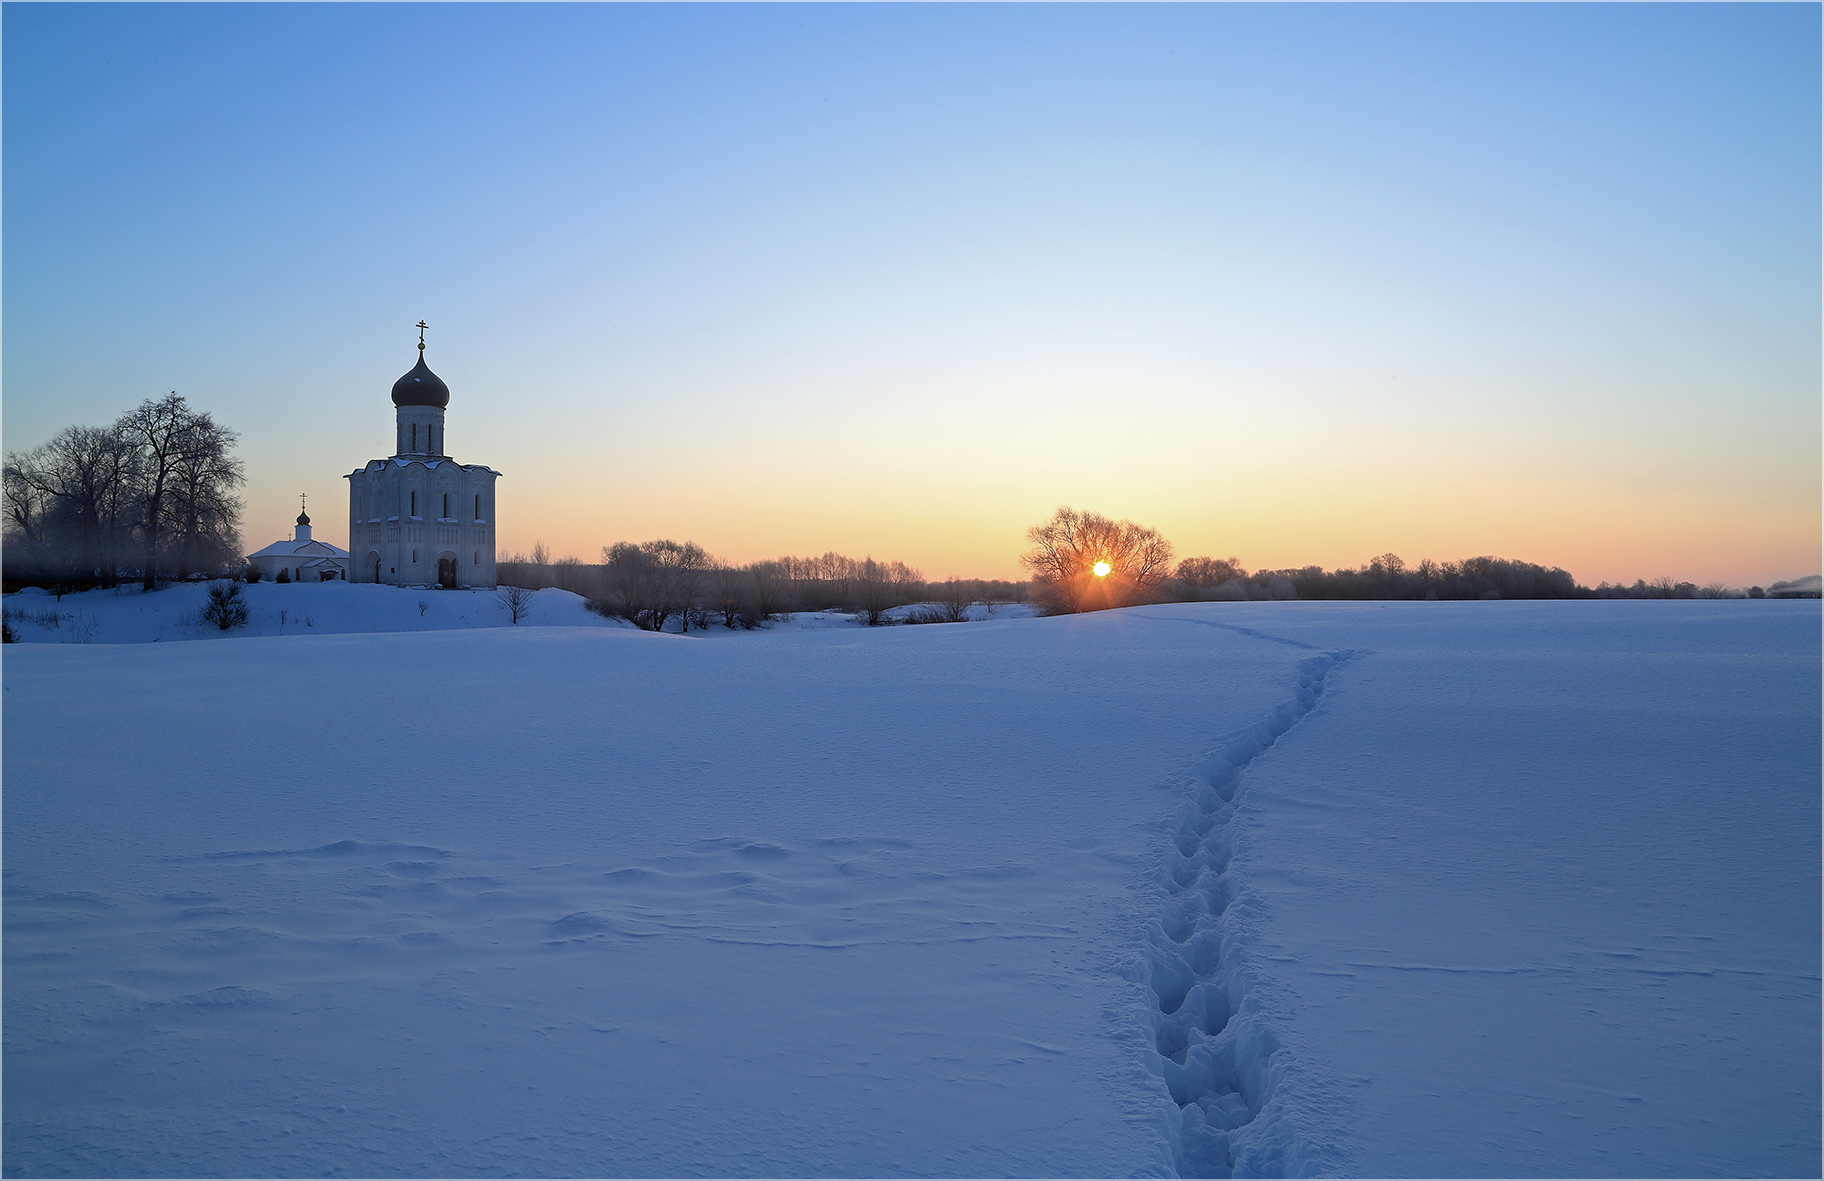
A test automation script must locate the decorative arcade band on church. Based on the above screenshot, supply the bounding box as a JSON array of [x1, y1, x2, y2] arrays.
[[345, 328, 502, 590]]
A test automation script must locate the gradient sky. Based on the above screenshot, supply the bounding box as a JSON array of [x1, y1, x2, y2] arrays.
[[5, 3, 1818, 585]]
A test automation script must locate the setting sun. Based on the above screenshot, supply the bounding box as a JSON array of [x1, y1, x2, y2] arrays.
[[1092, 561, 1112, 578]]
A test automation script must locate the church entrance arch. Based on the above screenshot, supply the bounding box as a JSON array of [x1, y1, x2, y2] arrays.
[[436, 553, 459, 589], [368, 551, 382, 583]]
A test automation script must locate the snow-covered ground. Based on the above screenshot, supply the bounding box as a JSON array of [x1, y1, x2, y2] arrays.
[[4, 600, 1817, 1177], [1, 581, 1033, 645], [2, 581, 625, 643]]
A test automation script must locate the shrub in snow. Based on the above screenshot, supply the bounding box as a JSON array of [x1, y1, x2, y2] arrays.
[[242, 564, 262, 583], [200, 581, 249, 631], [275, 568, 290, 583]]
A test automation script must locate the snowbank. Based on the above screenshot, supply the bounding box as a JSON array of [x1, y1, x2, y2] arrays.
[[1, 582, 1037, 644], [2, 581, 625, 644]]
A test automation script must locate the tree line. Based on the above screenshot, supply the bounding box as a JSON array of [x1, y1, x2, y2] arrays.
[[1018, 505, 1756, 610], [498, 542, 1027, 631], [496, 506, 1758, 633], [3, 394, 245, 592]]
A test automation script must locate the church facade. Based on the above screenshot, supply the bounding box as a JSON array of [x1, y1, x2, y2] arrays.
[[345, 338, 502, 589]]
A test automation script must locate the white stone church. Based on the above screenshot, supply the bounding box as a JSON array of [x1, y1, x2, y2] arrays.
[[344, 337, 502, 589]]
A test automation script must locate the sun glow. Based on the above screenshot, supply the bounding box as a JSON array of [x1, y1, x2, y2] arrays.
[[1092, 560, 1112, 578]]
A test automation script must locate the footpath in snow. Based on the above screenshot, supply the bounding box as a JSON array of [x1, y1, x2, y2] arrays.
[[1129, 601, 1820, 1178], [4, 599, 1818, 1177]]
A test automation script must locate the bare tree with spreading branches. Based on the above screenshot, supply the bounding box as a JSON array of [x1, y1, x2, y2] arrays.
[[1021, 506, 1174, 614], [497, 584, 535, 624], [117, 393, 239, 590]]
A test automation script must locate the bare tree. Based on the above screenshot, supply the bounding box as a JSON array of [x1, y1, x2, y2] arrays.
[[663, 541, 711, 632], [1177, 556, 1245, 587], [550, 555, 588, 595], [600, 541, 661, 627], [164, 418, 245, 578], [708, 563, 751, 629], [748, 560, 790, 622], [598, 539, 711, 631], [935, 578, 974, 623], [497, 584, 535, 624], [4, 425, 142, 586], [853, 557, 924, 625], [118, 393, 236, 590], [2, 451, 53, 571], [1021, 506, 1175, 614]]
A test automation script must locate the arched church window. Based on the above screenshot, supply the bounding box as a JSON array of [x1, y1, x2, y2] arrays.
[[474, 494, 480, 519], [412, 424, 418, 452], [411, 491, 417, 516], [443, 493, 450, 519], [412, 549, 418, 564]]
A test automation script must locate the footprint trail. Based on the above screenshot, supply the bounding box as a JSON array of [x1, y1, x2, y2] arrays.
[[1142, 650, 1357, 1178]]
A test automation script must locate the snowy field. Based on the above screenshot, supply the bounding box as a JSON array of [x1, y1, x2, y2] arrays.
[[3, 598, 1818, 1178], [3, 581, 632, 643], [0, 581, 1029, 645]]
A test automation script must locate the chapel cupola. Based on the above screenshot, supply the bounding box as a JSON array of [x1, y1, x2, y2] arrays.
[[294, 503, 313, 543], [392, 321, 448, 457], [391, 353, 450, 409]]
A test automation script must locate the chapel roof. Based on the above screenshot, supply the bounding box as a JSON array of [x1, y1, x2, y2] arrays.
[[247, 537, 351, 560]]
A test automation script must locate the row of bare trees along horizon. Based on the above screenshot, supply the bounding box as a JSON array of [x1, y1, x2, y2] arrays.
[[498, 541, 1028, 630], [492, 506, 1761, 635]]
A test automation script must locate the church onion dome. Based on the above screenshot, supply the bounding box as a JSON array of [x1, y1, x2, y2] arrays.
[[391, 353, 450, 408], [296, 508, 311, 526]]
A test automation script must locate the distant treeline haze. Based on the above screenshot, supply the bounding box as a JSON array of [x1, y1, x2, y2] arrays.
[[501, 527, 1751, 634], [498, 541, 1028, 630], [1016, 506, 1756, 614], [1174, 553, 1743, 602]]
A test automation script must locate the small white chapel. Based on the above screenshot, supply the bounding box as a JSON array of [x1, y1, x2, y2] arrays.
[[344, 325, 502, 589], [247, 502, 350, 582]]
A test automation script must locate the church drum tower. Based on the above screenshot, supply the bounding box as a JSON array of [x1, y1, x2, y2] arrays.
[[345, 328, 502, 589]]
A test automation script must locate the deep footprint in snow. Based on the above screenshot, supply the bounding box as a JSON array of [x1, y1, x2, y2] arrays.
[[1144, 651, 1356, 1179]]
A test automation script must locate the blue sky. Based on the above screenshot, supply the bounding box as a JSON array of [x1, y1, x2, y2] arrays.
[[5, 3, 1818, 583]]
